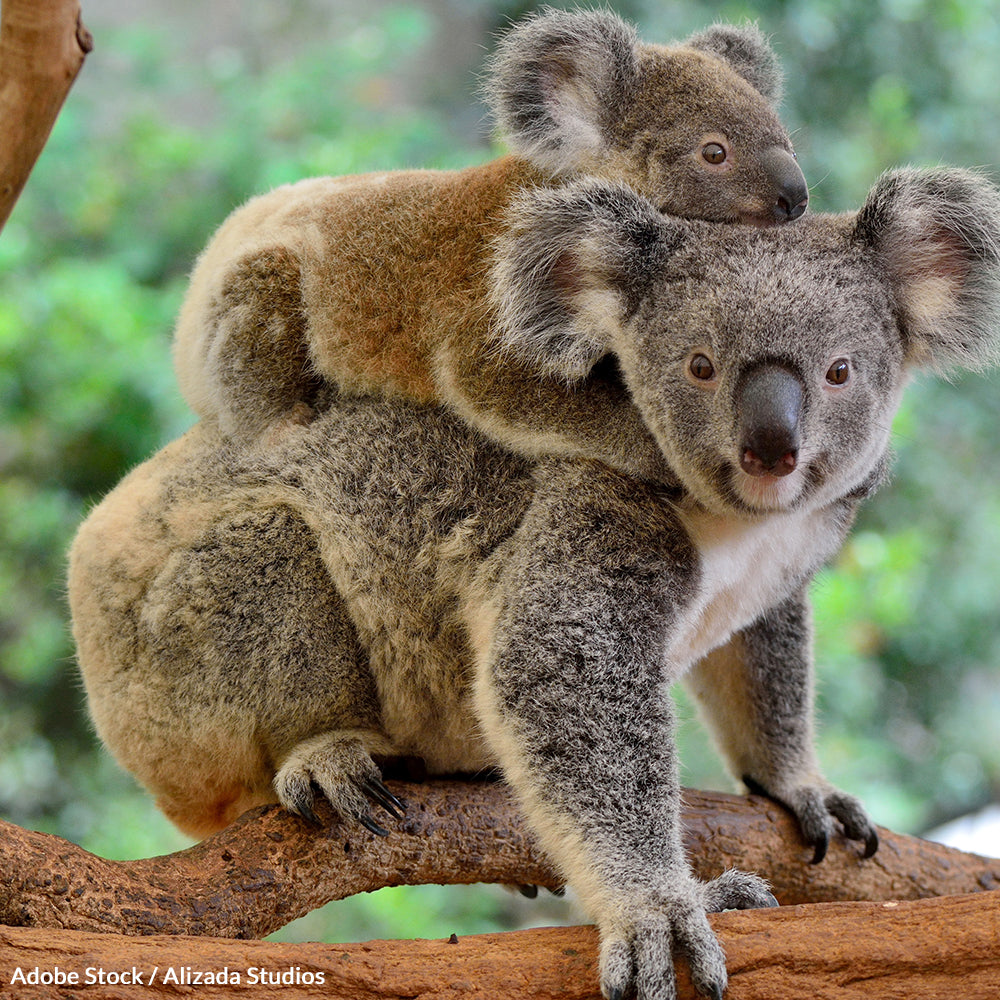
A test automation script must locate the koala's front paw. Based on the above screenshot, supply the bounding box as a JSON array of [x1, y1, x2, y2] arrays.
[[599, 871, 776, 1000], [743, 775, 879, 864], [275, 733, 406, 836]]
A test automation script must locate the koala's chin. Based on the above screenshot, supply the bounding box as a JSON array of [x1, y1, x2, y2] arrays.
[[729, 466, 806, 513], [695, 457, 812, 517], [721, 450, 873, 517]]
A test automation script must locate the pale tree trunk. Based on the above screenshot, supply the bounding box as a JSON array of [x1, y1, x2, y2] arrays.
[[0, 0, 92, 231]]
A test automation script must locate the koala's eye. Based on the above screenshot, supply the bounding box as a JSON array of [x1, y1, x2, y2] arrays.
[[826, 359, 851, 385], [702, 142, 727, 165], [689, 354, 716, 380]]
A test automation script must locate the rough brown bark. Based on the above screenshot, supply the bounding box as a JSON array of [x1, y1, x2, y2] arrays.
[[2, 892, 998, 999], [1, 781, 996, 938], [0, 0, 92, 231]]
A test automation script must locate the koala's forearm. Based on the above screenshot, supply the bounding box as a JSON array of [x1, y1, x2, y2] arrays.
[[474, 464, 698, 911], [684, 589, 879, 863], [441, 343, 671, 479], [684, 593, 822, 787]]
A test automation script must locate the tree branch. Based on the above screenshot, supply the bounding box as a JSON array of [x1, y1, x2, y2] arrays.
[[1, 781, 996, 938], [0, 0, 92, 232], [2, 893, 998, 999]]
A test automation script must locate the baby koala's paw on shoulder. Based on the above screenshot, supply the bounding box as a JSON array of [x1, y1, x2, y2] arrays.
[[274, 732, 406, 836], [598, 870, 776, 1000]]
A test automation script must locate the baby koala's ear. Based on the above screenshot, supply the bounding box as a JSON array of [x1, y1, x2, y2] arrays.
[[489, 180, 683, 382], [482, 8, 639, 175], [854, 167, 1000, 373], [684, 23, 784, 105]]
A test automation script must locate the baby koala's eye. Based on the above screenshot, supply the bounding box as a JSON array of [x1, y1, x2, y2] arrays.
[[689, 353, 716, 380], [826, 359, 851, 385], [702, 142, 727, 165]]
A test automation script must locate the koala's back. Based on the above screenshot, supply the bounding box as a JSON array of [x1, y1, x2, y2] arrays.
[[68, 399, 534, 835], [173, 156, 543, 436], [68, 427, 379, 833]]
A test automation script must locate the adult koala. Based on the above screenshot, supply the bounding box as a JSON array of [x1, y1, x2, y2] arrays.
[[172, 7, 807, 478], [70, 167, 1000, 1000]]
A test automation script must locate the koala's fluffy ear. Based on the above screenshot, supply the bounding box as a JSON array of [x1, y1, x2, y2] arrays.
[[483, 8, 639, 175], [684, 23, 783, 104], [854, 167, 1000, 372], [489, 180, 680, 382]]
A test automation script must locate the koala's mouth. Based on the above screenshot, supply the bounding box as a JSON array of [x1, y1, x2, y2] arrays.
[[737, 470, 804, 511], [711, 460, 813, 514]]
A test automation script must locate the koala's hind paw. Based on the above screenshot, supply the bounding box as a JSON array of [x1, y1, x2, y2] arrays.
[[743, 775, 879, 864], [275, 733, 406, 835]]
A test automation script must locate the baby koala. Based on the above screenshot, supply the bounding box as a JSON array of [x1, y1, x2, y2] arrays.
[[172, 7, 807, 477], [71, 165, 1000, 1000]]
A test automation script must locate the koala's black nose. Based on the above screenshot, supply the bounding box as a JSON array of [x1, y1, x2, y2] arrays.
[[775, 191, 808, 222], [760, 146, 809, 223], [736, 362, 803, 478]]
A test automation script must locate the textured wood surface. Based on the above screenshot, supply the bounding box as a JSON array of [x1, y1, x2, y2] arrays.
[[1, 781, 997, 938], [2, 892, 998, 999]]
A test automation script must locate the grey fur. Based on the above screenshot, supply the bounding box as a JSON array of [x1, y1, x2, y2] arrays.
[[70, 167, 1000, 1000], [482, 7, 640, 172], [686, 23, 784, 104]]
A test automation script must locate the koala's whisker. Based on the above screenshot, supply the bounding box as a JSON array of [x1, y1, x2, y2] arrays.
[[806, 168, 833, 192]]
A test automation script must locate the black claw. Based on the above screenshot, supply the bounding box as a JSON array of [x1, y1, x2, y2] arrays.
[[516, 884, 539, 899], [357, 813, 391, 837], [294, 801, 322, 826], [762, 891, 780, 908], [863, 829, 879, 858], [357, 776, 408, 820], [810, 834, 829, 865], [605, 989, 624, 1000], [706, 983, 724, 1000]]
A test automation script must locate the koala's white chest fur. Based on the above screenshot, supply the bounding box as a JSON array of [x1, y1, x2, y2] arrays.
[[668, 506, 835, 673]]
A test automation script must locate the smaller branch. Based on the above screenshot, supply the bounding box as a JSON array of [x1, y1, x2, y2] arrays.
[[2, 893, 998, 999], [0, 0, 93, 232], [1, 782, 996, 939]]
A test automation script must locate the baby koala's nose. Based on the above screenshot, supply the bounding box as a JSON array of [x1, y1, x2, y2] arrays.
[[736, 361, 803, 478], [759, 146, 809, 222], [775, 191, 809, 222]]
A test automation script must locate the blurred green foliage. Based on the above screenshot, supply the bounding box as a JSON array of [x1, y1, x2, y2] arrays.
[[1, 0, 998, 942]]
